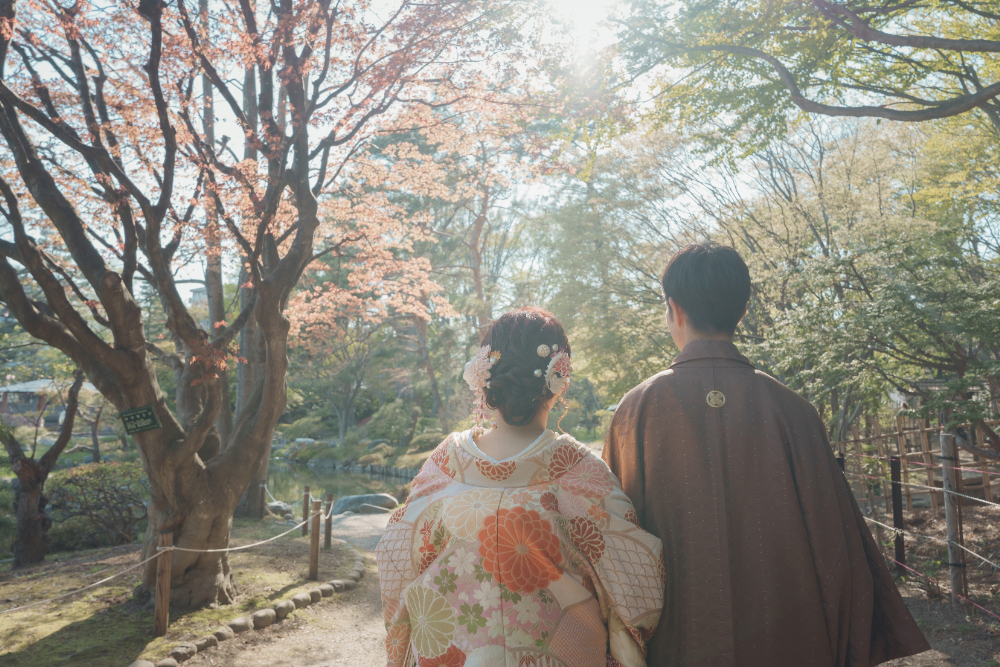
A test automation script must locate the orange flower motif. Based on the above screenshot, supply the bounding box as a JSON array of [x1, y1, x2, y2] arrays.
[[570, 516, 606, 564], [624, 509, 640, 527], [588, 504, 609, 522], [478, 507, 562, 593], [540, 492, 559, 512], [547, 443, 585, 479], [475, 458, 516, 481], [386, 623, 410, 666], [418, 645, 466, 667]]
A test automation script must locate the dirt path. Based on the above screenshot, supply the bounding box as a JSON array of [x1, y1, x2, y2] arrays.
[[184, 549, 387, 667]]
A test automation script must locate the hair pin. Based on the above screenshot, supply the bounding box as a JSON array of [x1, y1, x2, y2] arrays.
[[536, 344, 551, 357]]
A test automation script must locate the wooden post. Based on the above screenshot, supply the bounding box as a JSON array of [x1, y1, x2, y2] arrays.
[[918, 419, 939, 510], [852, 425, 878, 517], [302, 485, 310, 536], [894, 417, 913, 511], [890, 457, 905, 570], [941, 434, 962, 605], [309, 499, 321, 580], [978, 422, 993, 503], [324, 493, 333, 550], [873, 418, 892, 513], [154, 531, 173, 637], [259, 482, 267, 520]]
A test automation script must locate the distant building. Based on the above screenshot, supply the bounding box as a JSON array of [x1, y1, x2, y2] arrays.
[[0, 379, 99, 427], [189, 287, 207, 307]]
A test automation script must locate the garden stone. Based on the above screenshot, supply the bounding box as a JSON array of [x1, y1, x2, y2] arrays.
[[253, 608, 277, 629], [309, 588, 322, 603], [319, 584, 334, 597], [193, 636, 218, 652], [83, 455, 93, 464], [127, 662, 156, 667], [212, 626, 235, 642], [168, 643, 197, 662], [273, 600, 296, 620], [343, 579, 357, 591], [267, 501, 292, 514], [228, 617, 253, 633], [358, 503, 392, 514], [332, 493, 398, 515], [155, 660, 178, 667], [291, 592, 312, 608], [294, 438, 316, 446], [329, 580, 345, 592]]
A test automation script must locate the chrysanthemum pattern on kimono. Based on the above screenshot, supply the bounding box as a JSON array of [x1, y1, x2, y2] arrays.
[[377, 431, 664, 667]]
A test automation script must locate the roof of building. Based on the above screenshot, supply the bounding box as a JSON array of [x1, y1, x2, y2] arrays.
[[0, 379, 99, 394]]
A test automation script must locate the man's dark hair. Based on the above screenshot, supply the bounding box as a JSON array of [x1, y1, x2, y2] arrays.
[[661, 244, 751, 335]]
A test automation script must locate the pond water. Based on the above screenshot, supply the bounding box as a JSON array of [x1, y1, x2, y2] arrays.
[[265, 461, 403, 507]]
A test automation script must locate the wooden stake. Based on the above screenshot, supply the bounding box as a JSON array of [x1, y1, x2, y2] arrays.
[[918, 419, 939, 510], [873, 418, 892, 513], [324, 493, 333, 550], [259, 482, 266, 520], [894, 417, 913, 510], [154, 531, 172, 637], [890, 457, 905, 570], [309, 500, 321, 581], [302, 485, 310, 536], [941, 434, 962, 605], [978, 422, 993, 503]]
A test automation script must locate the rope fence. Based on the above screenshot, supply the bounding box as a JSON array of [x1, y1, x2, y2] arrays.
[[1, 486, 344, 638]]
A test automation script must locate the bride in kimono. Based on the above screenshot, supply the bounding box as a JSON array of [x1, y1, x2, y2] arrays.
[[377, 308, 664, 667]]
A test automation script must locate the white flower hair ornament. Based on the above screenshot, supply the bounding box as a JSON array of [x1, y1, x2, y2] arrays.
[[463, 345, 500, 435], [545, 347, 572, 398]]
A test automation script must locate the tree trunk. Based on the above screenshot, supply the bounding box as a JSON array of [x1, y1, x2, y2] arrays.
[[90, 405, 103, 463], [12, 460, 50, 567]]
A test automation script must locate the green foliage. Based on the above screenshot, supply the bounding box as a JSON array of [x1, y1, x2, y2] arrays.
[[282, 415, 325, 441], [408, 430, 444, 452], [367, 400, 414, 444], [47, 463, 149, 551], [358, 453, 386, 466]]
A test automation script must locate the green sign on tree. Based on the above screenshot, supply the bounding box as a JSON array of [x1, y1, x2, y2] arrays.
[[120, 406, 162, 435]]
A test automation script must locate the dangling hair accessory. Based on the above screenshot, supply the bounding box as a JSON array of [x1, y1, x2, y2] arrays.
[[463, 345, 499, 435], [545, 347, 572, 398]]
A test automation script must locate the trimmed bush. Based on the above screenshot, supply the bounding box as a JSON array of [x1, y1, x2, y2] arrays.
[[358, 453, 386, 467], [282, 415, 324, 441], [366, 400, 413, 444], [48, 462, 149, 551], [408, 429, 444, 452]]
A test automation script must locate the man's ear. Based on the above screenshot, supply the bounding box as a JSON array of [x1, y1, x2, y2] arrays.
[[668, 297, 684, 327]]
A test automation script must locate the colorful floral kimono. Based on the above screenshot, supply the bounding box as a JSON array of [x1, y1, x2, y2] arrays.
[[377, 430, 664, 667]]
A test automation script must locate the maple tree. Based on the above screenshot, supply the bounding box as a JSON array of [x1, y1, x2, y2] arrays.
[[0, 0, 527, 605]]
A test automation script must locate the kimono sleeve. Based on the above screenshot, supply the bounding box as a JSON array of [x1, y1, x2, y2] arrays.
[[564, 454, 664, 667], [376, 502, 416, 667]]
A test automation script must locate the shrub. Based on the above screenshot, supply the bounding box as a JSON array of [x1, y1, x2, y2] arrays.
[[408, 430, 444, 452], [282, 415, 324, 441], [358, 453, 386, 466], [371, 443, 394, 457], [367, 400, 413, 444], [48, 462, 149, 551]]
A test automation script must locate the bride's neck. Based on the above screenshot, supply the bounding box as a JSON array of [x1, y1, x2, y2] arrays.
[[474, 405, 551, 461]]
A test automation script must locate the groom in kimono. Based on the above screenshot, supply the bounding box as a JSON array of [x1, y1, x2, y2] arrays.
[[603, 244, 930, 666]]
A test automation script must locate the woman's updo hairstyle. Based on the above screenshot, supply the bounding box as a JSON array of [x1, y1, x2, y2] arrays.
[[480, 307, 570, 426]]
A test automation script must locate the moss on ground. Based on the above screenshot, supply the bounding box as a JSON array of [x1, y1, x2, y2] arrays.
[[0, 517, 359, 666]]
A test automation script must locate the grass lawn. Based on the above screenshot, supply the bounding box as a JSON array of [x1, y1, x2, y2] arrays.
[[0, 517, 359, 666]]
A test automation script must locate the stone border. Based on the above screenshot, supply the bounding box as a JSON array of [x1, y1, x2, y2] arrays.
[[126, 540, 367, 667]]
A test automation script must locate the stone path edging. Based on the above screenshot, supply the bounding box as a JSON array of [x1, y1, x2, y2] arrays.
[[125, 540, 366, 667]]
